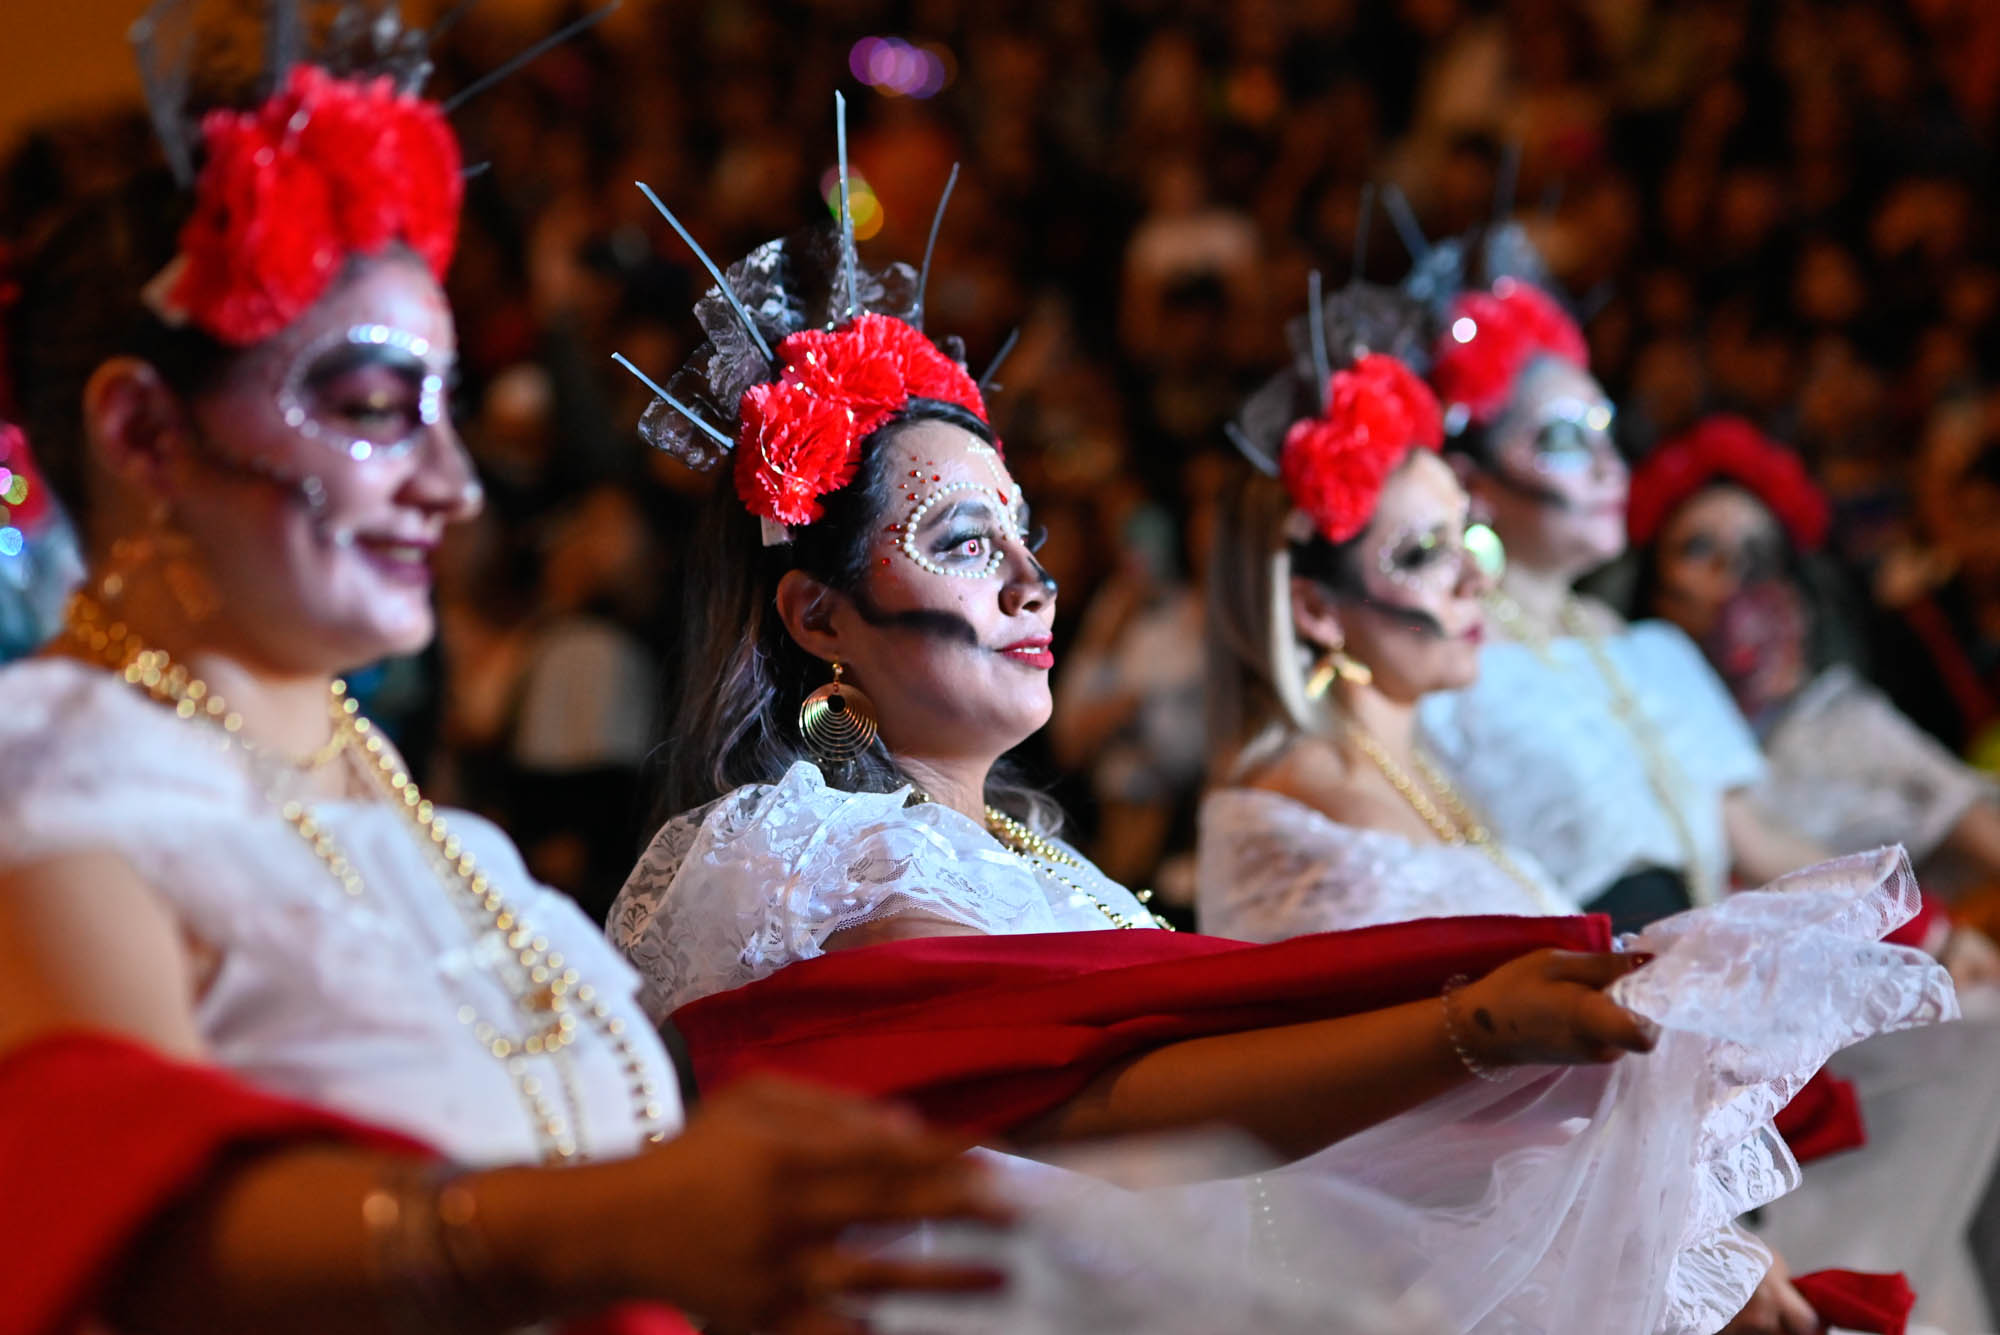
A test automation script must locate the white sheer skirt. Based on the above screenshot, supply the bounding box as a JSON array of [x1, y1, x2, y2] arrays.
[[872, 849, 1955, 1334]]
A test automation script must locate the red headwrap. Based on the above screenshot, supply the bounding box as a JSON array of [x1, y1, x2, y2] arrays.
[[1627, 415, 1830, 551], [1429, 279, 1589, 431], [1278, 353, 1444, 544]]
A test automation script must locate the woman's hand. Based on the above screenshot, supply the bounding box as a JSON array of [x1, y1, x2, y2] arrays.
[[537, 1075, 1010, 1334], [1455, 949, 1660, 1069], [1716, 1253, 1820, 1335]]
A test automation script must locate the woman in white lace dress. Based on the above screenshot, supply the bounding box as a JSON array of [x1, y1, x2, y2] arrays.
[[606, 209, 1957, 1331], [0, 30, 1002, 1335], [1197, 286, 1577, 945], [1414, 280, 2000, 1331]]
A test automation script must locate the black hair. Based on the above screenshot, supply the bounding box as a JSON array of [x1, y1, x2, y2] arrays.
[[654, 397, 1057, 829], [8, 168, 234, 537]]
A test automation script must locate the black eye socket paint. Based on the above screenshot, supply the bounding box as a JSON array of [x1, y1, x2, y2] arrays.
[[1488, 465, 1579, 511]]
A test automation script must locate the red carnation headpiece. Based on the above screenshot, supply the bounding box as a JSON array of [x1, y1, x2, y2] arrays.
[[1279, 353, 1444, 544], [1628, 415, 1829, 551], [733, 312, 991, 529], [1429, 279, 1588, 431], [145, 65, 462, 346]]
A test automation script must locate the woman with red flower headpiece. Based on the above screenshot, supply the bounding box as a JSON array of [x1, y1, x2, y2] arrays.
[[0, 11, 1016, 1335], [1194, 281, 1984, 1335], [1414, 273, 2000, 1330], [1622, 416, 2000, 1333], [601, 124, 1959, 1322]]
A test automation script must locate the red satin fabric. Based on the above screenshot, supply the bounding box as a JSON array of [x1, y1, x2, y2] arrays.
[[1793, 1269, 1915, 1335], [0, 1030, 695, 1335], [1774, 1070, 1868, 1164], [672, 914, 1614, 1134]]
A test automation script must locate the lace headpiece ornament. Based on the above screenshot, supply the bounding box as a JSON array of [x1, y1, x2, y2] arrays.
[[131, 0, 615, 345], [1226, 195, 1443, 545], [613, 94, 1001, 546]]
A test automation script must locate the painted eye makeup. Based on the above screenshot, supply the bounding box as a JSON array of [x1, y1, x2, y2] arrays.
[[277, 324, 451, 461], [1375, 519, 1506, 592], [900, 482, 1027, 579], [1520, 398, 1616, 475]]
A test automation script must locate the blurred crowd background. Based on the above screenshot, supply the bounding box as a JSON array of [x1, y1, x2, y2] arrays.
[[7, 0, 2000, 922]]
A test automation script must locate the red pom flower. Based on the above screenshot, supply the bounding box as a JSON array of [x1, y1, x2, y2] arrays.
[[1628, 415, 1830, 551], [1279, 354, 1444, 544], [1429, 280, 1589, 430], [732, 312, 992, 530], [155, 66, 463, 346]]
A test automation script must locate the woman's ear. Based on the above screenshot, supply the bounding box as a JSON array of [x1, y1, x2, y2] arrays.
[[775, 568, 846, 665], [1289, 574, 1346, 654], [83, 357, 194, 502]]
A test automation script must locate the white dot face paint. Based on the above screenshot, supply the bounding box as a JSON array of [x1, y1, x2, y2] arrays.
[[894, 441, 1030, 580], [275, 323, 453, 462]]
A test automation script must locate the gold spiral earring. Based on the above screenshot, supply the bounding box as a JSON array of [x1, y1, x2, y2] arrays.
[[798, 661, 879, 763]]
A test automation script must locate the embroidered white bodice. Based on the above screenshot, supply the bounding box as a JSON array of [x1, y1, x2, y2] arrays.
[[608, 760, 1158, 1022], [0, 658, 680, 1165]]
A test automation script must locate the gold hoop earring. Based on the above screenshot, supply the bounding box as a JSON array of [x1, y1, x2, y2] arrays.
[[94, 504, 218, 623], [1305, 647, 1372, 699], [798, 661, 879, 764]]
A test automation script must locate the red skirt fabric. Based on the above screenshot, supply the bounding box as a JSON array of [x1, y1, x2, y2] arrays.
[[672, 914, 1615, 1134]]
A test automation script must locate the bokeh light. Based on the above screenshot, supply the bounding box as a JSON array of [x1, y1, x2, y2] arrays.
[[821, 167, 885, 241], [2, 474, 25, 507], [847, 37, 953, 99], [0, 528, 23, 558]]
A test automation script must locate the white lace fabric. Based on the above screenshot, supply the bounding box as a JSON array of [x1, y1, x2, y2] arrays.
[[0, 658, 681, 1165], [617, 760, 1957, 1333], [1754, 665, 1995, 862], [1419, 620, 1764, 904], [1194, 787, 1577, 940], [609, 760, 1153, 1020]]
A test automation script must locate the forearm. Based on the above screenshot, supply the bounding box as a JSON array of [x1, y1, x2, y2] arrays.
[[1942, 801, 2000, 889], [1022, 997, 1469, 1160], [108, 1149, 612, 1335]]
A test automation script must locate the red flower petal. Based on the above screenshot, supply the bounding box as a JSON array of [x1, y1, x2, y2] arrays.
[[1430, 282, 1589, 429], [1629, 415, 1830, 551], [1280, 354, 1444, 543]]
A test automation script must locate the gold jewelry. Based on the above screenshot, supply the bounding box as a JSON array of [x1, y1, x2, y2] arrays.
[[1305, 647, 1372, 699], [97, 510, 219, 622], [61, 591, 670, 1161], [798, 660, 879, 764], [1484, 591, 1711, 905], [983, 805, 1172, 931], [1344, 721, 1567, 912]]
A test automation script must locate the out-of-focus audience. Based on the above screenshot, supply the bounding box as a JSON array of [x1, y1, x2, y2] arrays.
[[8, 0, 2000, 914]]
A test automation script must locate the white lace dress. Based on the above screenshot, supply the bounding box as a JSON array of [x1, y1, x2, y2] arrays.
[[1418, 620, 1761, 906], [1194, 788, 1576, 941], [612, 761, 1958, 1335], [1752, 665, 1995, 864], [0, 658, 680, 1166]]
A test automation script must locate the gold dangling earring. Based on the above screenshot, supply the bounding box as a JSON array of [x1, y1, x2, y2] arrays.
[[158, 526, 220, 624], [798, 660, 879, 764], [1305, 646, 1373, 699]]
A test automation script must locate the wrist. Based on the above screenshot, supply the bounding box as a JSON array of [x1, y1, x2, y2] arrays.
[[1440, 975, 1509, 1081], [462, 1161, 637, 1317]]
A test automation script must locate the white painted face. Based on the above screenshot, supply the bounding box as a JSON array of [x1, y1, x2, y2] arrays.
[[169, 253, 481, 671], [821, 420, 1058, 763], [1477, 357, 1629, 574], [1336, 451, 1497, 700]]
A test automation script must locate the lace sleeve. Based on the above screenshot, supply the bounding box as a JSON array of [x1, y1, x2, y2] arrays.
[[609, 761, 1067, 1020]]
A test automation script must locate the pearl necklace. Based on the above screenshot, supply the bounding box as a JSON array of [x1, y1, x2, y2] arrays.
[[62, 593, 670, 1161], [982, 806, 1172, 931], [1343, 724, 1570, 913], [1484, 590, 1712, 905]]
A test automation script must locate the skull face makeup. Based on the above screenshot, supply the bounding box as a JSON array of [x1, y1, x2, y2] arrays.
[[276, 322, 452, 462], [1374, 517, 1506, 599], [894, 442, 1045, 581]]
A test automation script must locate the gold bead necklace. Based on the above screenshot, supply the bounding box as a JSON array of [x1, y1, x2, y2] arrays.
[[61, 592, 670, 1161], [982, 806, 1172, 931], [1484, 590, 1712, 905], [1343, 723, 1569, 912]]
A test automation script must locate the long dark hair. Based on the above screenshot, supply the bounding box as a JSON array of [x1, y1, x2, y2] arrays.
[[8, 169, 234, 539], [653, 397, 1058, 830]]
